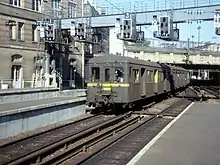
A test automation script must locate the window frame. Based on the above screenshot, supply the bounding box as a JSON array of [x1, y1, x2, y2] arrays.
[[9, 23, 16, 40], [115, 66, 124, 82], [133, 69, 140, 84], [10, 0, 22, 7], [68, 1, 77, 18], [32, 0, 41, 12], [18, 22, 24, 40], [32, 25, 38, 42], [91, 67, 100, 82], [52, 0, 60, 9], [9, 25, 13, 39], [104, 68, 110, 82]]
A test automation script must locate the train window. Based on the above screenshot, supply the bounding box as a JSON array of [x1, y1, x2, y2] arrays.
[[133, 69, 140, 83], [91, 67, 100, 82], [129, 67, 132, 81], [105, 68, 110, 82], [141, 68, 145, 77], [115, 67, 124, 82], [147, 70, 153, 83], [163, 70, 167, 80], [147, 70, 150, 82], [150, 71, 154, 82], [159, 72, 164, 82], [153, 69, 158, 83]]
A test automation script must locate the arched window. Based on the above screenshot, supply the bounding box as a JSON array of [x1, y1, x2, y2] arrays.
[[11, 54, 23, 63]]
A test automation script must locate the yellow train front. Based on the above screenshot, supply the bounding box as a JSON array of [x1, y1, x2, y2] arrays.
[[85, 55, 190, 113]]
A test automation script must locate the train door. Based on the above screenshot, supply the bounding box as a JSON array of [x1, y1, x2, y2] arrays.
[[104, 68, 111, 82], [140, 68, 146, 97], [153, 69, 159, 94]]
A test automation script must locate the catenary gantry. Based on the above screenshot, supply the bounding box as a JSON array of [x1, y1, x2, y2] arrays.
[[60, 4, 220, 28]]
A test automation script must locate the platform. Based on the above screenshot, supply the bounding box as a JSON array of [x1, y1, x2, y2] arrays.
[[127, 101, 220, 165], [0, 88, 86, 104], [0, 96, 85, 116], [0, 96, 86, 139], [0, 87, 57, 94]]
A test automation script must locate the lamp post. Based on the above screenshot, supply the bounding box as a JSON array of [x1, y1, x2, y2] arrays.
[[197, 25, 201, 46], [74, 69, 76, 88], [81, 0, 85, 89]]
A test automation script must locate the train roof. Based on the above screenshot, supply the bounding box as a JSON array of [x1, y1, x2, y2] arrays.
[[88, 55, 161, 68], [160, 63, 188, 72]]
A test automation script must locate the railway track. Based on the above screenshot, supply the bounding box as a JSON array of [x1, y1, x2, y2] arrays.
[[0, 114, 121, 165], [198, 86, 219, 99], [0, 88, 198, 165], [73, 89, 195, 165], [40, 88, 197, 165]]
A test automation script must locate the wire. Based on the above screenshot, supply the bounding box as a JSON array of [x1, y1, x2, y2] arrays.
[[94, 0, 220, 15]]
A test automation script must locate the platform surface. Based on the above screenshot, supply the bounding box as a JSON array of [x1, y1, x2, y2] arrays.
[[128, 101, 220, 165], [0, 96, 86, 116], [0, 87, 58, 94]]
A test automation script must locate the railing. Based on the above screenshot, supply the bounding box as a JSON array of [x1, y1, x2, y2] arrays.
[[126, 38, 219, 53], [0, 80, 33, 90], [0, 79, 82, 90]]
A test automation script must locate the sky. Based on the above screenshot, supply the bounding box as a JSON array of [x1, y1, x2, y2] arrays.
[[92, 0, 220, 43]]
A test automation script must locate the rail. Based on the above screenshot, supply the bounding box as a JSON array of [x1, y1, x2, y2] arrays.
[[0, 88, 200, 165], [0, 114, 108, 165]]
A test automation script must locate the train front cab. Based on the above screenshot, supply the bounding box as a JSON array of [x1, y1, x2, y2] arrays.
[[86, 64, 130, 108]]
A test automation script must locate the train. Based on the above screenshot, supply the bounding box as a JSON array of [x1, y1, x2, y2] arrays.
[[85, 55, 190, 113]]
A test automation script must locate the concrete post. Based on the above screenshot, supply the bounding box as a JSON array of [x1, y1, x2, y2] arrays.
[[59, 54, 63, 90], [44, 43, 50, 87], [20, 67, 24, 88], [82, 43, 85, 88]]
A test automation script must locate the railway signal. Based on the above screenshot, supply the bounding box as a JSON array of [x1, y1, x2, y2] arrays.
[[159, 16, 171, 39], [214, 9, 220, 35], [46, 23, 55, 41]]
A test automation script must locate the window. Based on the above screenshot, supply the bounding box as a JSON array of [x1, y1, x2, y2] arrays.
[[115, 67, 124, 82], [147, 70, 152, 83], [9, 26, 13, 39], [91, 67, 100, 82], [32, 25, 38, 42], [10, 0, 22, 7], [9, 23, 16, 39], [11, 54, 23, 62], [11, 65, 21, 81], [129, 67, 132, 81], [68, 1, 77, 18], [52, 0, 61, 17], [141, 68, 145, 78], [133, 69, 139, 83], [32, 0, 41, 12], [105, 68, 110, 82], [159, 72, 164, 82], [153, 69, 158, 83], [52, 0, 60, 9], [18, 22, 24, 40]]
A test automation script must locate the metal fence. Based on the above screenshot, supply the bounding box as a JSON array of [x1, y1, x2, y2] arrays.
[[126, 38, 219, 53]]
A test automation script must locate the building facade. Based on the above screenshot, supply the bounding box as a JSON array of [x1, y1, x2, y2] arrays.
[[0, 0, 107, 89]]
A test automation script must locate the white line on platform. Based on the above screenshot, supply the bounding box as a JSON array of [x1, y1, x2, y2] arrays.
[[126, 101, 195, 165]]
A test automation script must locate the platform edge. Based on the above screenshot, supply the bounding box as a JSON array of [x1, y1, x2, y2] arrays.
[[126, 101, 195, 165]]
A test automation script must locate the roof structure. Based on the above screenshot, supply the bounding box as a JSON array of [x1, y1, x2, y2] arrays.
[[88, 54, 161, 68]]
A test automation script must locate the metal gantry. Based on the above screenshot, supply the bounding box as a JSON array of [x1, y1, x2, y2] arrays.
[[60, 4, 220, 28]]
